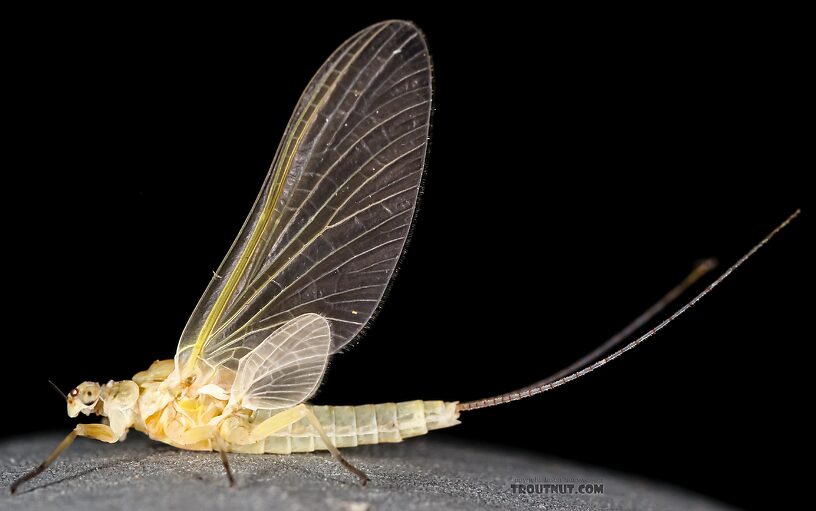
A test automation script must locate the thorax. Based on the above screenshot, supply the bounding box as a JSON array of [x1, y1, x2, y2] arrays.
[[131, 359, 241, 450]]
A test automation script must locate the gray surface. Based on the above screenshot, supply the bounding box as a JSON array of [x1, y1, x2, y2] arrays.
[[1, 433, 737, 511]]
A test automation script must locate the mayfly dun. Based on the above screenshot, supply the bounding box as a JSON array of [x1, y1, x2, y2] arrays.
[[10, 20, 799, 494]]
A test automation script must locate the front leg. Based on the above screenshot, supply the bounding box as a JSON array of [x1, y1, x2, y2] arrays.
[[10, 424, 119, 494], [74, 423, 119, 443]]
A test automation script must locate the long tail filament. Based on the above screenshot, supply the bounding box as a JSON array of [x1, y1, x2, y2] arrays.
[[457, 209, 800, 412]]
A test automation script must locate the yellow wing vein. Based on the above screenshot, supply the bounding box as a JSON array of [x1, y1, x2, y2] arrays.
[[206, 127, 426, 346], [183, 24, 387, 375]]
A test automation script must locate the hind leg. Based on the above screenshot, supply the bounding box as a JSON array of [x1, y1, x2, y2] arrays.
[[224, 404, 369, 485]]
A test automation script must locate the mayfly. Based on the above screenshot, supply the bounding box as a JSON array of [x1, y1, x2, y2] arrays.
[[10, 20, 799, 494]]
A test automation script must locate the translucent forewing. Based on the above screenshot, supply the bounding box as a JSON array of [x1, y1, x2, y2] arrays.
[[229, 313, 331, 411], [175, 21, 432, 379]]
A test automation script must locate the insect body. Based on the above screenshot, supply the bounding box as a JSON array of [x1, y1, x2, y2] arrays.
[[66, 357, 458, 459], [69, 357, 458, 456], [10, 19, 798, 494]]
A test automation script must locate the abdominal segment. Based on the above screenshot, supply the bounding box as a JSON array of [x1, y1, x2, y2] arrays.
[[226, 400, 460, 454]]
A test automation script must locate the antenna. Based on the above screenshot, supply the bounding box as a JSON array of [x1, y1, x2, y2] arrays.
[[48, 380, 67, 402], [457, 209, 800, 412]]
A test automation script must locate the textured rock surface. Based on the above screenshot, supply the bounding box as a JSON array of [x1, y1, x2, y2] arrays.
[[1, 433, 737, 511]]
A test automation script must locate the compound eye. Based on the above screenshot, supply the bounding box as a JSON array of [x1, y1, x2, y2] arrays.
[[69, 388, 79, 398]]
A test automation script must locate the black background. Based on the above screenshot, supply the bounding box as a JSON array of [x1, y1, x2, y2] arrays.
[[3, 6, 809, 510]]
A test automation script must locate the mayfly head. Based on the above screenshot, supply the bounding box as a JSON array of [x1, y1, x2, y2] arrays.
[[66, 381, 102, 417]]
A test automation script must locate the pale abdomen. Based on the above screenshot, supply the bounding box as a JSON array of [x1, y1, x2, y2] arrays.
[[242, 400, 459, 454]]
